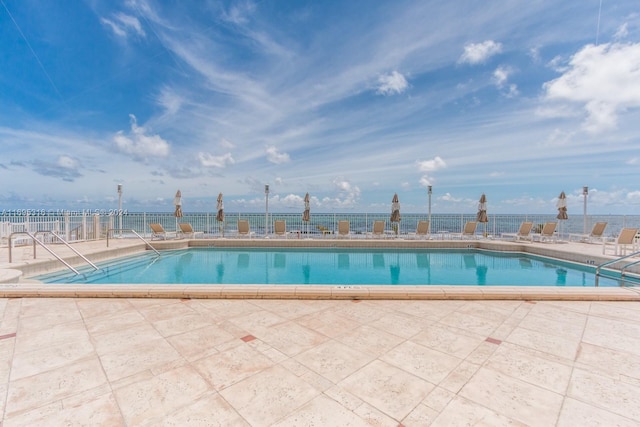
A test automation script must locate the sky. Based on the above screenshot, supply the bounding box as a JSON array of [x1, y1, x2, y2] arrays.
[[1, 0, 639, 215]]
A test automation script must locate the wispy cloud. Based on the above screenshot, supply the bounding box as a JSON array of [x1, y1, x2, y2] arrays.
[[376, 71, 409, 95], [493, 66, 519, 97], [458, 40, 503, 65], [198, 152, 235, 168], [101, 12, 146, 38]]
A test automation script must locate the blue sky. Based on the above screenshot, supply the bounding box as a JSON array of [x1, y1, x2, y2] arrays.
[[1, 0, 639, 214]]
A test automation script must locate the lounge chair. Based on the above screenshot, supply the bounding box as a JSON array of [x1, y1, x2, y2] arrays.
[[602, 228, 638, 256], [178, 223, 204, 239], [501, 221, 534, 242], [273, 220, 288, 239], [369, 220, 386, 239], [237, 219, 255, 238], [336, 220, 351, 239], [569, 222, 608, 243], [451, 221, 477, 239], [534, 222, 557, 242], [408, 220, 430, 240], [149, 223, 178, 240]]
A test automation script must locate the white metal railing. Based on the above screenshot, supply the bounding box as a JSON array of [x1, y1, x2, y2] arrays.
[[1, 212, 639, 245]]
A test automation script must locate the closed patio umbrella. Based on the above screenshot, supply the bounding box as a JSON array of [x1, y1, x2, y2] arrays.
[[477, 193, 488, 236], [216, 193, 224, 236], [556, 191, 567, 240], [173, 190, 182, 231], [390, 193, 401, 234], [302, 193, 310, 236]]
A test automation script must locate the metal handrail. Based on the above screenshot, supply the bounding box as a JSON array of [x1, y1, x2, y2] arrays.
[[35, 231, 99, 271], [106, 229, 161, 256], [595, 249, 640, 286], [8, 231, 80, 275]]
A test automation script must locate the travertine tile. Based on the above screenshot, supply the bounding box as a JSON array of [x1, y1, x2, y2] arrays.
[[252, 320, 329, 357], [576, 342, 640, 381], [568, 368, 640, 421], [219, 364, 319, 426], [506, 326, 580, 360], [339, 359, 434, 421], [557, 397, 639, 427], [4, 392, 123, 427], [10, 338, 96, 381], [431, 396, 526, 427], [410, 324, 485, 359], [114, 365, 210, 426], [294, 339, 374, 384], [334, 324, 405, 356], [381, 340, 463, 384], [165, 324, 235, 361], [159, 392, 249, 426], [459, 367, 563, 426], [5, 357, 108, 416], [272, 394, 371, 426], [193, 340, 274, 391], [98, 338, 181, 382], [484, 342, 573, 394]]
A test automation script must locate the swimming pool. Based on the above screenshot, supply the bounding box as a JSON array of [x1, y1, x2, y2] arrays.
[[35, 248, 633, 287]]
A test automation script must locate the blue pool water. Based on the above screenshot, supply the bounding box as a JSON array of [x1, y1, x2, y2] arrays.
[[35, 248, 633, 287]]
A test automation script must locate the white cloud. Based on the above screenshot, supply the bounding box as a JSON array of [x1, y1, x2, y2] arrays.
[[330, 177, 361, 207], [493, 66, 519, 98], [265, 146, 290, 164], [440, 192, 463, 203], [376, 71, 409, 95], [542, 42, 640, 133], [198, 152, 235, 168], [459, 40, 503, 64], [627, 158, 639, 165], [614, 23, 629, 40], [419, 175, 432, 187], [417, 156, 446, 172], [114, 114, 171, 159], [101, 12, 146, 38], [57, 155, 78, 169]]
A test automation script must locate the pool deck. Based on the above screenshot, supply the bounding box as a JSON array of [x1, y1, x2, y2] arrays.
[[0, 238, 639, 425]]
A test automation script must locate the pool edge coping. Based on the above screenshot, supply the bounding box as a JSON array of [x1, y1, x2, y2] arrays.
[[0, 283, 638, 301]]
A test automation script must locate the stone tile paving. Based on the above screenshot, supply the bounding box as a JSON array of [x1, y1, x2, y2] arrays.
[[0, 297, 639, 426]]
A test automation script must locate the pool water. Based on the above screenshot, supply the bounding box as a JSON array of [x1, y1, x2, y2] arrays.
[[35, 248, 633, 287]]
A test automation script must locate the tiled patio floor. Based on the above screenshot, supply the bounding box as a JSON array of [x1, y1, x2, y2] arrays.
[[1, 297, 639, 426]]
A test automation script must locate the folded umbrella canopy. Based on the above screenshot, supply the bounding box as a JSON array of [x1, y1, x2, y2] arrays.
[[477, 193, 488, 223], [390, 193, 401, 234], [173, 190, 183, 218], [216, 193, 224, 222], [477, 193, 488, 236]]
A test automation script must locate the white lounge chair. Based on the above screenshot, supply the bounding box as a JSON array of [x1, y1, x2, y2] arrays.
[[569, 222, 607, 243], [336, 220, 351, 239], [602, 228, 638, 256], [149, 223, 178, 240], [451, 221, 478, 239], [178, 223, 204, 239], [273, 220, 288, 239], [408, 220, 430, 240], [534, 222, 558, 242], [501, 221, 534, 242]]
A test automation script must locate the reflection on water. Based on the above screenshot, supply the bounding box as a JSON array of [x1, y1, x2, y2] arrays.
[[476, 265, 488, 285], [463, 254, 476, 269], [237, 253, 249, 269], [338, 253, 350, 269], [373, 253, 385, 268], [216, 263, 224, 283], [390, 264, 400, 284], [416, 254, 430, 269], [274, 253, 286, 268], [556, 268, 567, 286], [302, 264, 311, 284]]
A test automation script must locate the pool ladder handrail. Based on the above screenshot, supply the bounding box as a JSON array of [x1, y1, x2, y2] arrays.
[[8, 231, 94, 275], [106, 229, 161, 256], [595, 249, 640, 286]]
